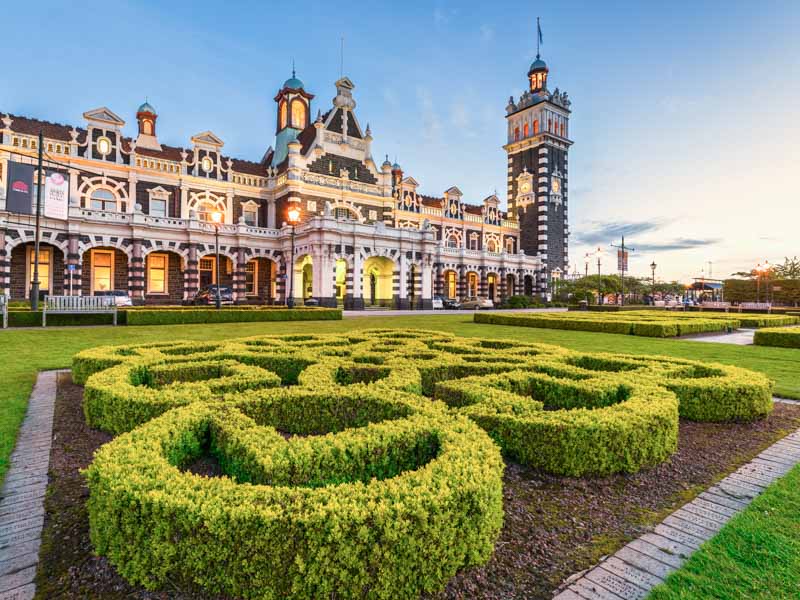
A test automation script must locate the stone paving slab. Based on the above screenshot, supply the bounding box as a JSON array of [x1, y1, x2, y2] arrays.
[[0, 370, 61, 600], [554, 419, 800, 599]]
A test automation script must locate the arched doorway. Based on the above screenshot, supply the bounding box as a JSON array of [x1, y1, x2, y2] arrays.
[[199, 254, 233, 290], [293, 255, 313, 300], [335, 258, 347, 305], [506, 273, 516, 298], [81, 247, 128, 297], [487, 273, 498, 301], [362, 256, 394, 307], [9, 242, 65, 300], [466, 271, 479, 297], [524, 274, 534, 296], [443, 270, 457, 299]]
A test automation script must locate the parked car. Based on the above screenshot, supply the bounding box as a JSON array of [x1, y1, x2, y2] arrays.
[[432, 296, 444, 310], [442, 297, 461, 309], [193, 286, 234, 305], [460, 296, 493, 310], [95, 290, 133, 307], [304, 297, 320, 307]]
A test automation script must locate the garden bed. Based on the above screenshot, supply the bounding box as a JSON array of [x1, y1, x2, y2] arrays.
[[754, 326, 800, 349], [475, 310, 798, 338], [36, 373, 800, 599]]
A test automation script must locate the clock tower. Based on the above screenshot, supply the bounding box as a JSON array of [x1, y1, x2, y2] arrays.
[[504, 42, 572, 294]]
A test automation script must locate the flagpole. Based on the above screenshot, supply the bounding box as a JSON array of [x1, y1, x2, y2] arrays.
[[31, 129, 43, 311]]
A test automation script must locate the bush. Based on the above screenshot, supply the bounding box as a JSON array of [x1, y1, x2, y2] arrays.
[[74, 328, 775, 597], [7, 310, 116, 327], [124, 307, 341, 326], [754, 327, 800, 349], [84, 386, 504, 599]]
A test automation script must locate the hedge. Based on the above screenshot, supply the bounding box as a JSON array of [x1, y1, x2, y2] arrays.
[[73, 329, 775, 597], [84, 387, 504, 599], [754, 326, 800, 349], [123, 307, 341, 325]]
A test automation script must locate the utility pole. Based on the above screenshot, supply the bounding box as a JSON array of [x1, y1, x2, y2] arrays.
[[30, 130, 44, 311], [610, 235, 635, 306]]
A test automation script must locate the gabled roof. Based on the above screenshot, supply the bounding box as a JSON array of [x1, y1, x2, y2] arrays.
[[83, 107, 125, 127], [444, 186, 463, 197], [401, 176, 420, 187]]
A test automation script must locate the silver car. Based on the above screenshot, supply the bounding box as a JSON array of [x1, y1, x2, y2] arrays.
[[460, 296, 493, 310]]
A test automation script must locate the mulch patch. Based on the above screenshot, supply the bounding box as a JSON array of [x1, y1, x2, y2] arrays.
[[35, 374, 800, 599]]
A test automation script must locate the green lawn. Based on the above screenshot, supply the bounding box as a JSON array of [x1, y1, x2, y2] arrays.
[[647, 463, 800, 600], [2, 314, 800, 484]]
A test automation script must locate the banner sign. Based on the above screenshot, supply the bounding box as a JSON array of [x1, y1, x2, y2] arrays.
[[44, 171, 69, 219], [6, 161, 34, 215], [617, 250, 629, 272]]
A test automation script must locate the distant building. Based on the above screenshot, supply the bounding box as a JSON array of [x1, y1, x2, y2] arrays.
[[0, 46, 572, 307]]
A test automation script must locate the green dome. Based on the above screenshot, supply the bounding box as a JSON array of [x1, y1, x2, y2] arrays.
[[528, 57, 548, 73], [137, 101, 156, 114], [283, 76, 304, 90]]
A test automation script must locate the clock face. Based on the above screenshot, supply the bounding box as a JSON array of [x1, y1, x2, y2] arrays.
[[551, 177, 560, 195], [520, 182, 530, 193]]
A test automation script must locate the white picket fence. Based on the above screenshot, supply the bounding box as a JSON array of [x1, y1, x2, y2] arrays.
[[42, 295, 118, 326]]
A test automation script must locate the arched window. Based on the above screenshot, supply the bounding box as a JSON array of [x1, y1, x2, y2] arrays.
[[142, 119, 153, 135], [446, 233, 460, 249], [560, 123, 565, 137], [506, 237, 515, 253], [514, 127, 520, 141], [523, 122, 529, 138], [291, 99, 306, 128], [279, 101, 288, 129], [487, 238, 500, 253], [90, 188, 118, 212], [548, 119, 552, 132], [533, 119, 539, 134]]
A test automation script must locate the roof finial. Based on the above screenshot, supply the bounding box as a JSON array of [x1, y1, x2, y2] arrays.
[[292, 57, 295, 78], [340, 36, 344, 79], [536, 16, 543, 59]]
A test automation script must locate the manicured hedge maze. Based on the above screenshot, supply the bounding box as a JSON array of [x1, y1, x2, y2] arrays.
[[73, 329, 775, 598], [754, 326, 800, 349], [475, 310, 799, 337]]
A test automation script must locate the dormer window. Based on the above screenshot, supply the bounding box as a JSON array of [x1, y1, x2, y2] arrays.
[[96, 136, 112, 156], [290, 99, 306, 128], [201, 156, 213, 173]]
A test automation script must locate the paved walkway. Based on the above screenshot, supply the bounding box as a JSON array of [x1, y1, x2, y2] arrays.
[[554, 408, 800, 600], [343, 307, 568, 317], [680, 328, 755, 345], [0, 370, 63, 600]]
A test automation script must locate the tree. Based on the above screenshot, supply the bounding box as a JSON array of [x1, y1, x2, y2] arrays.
[[773, 256, 800, 280]]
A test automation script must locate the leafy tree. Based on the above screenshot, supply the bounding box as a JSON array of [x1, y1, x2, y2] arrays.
[[773, 256, 800, 280]]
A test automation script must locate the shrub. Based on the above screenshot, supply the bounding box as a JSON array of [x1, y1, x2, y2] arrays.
[[124, 307, 341, 325], [74, 328, 776, 597], [84, 387, 504, 599], [754, 327, 800, 349]]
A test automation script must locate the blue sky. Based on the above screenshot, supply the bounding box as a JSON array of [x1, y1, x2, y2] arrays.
[[2, 1, 798, 281]]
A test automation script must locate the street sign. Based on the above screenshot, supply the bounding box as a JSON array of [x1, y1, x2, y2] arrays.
[[68, 264, 76, 272]]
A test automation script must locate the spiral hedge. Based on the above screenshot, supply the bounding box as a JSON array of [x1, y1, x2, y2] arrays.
[[73, 329, 775, 598]]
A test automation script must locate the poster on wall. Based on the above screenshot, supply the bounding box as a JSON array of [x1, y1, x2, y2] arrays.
[[6, 161, 34, 214], [44, 171, 69, 219]]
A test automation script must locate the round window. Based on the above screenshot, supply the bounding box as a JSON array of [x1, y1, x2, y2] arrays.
[[97, 136, 112, 156], [201, 157, 213, 173]]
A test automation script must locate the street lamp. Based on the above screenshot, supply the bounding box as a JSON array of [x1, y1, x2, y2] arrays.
[[650, 261, 657, 301], [592, 247, 603, 305], [755, 261, 770, 304], [286, 205, 301, 308], [210, 210, 223, 309]]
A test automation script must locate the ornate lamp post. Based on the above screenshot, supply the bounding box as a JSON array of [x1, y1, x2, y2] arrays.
[[650, 261, 657, 301], [210, 210, 223, 309], [286, 205, 301, 308]]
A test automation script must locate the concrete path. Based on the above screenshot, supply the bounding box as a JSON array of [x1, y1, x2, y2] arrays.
[[554, 405, 800, 600], [0, 370, 64, 600], [680, 328, 755, 345], [343, 307, 568, 317]]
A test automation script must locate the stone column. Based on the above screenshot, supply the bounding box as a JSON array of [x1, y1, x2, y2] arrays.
[[434, 262, 443, 297], [184, 244, 198, 303], [458, 265, 467, 299], [276, 255, 287, 305], [420, 257, 433, 309], [233, 247, 247, 303], [267, 199, 276, 229], [396, 255, 408, 309], [0, 227, 8, 297], [130, 240, 145, 303], [66, 234, 81, 296], [479, 267, 488, 298], [348, 253, 364, 310], [499, 267, 508, 300], [312, 248, 336, 307]]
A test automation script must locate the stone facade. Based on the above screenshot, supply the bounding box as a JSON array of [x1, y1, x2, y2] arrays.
[[0, 54, 569, 307]]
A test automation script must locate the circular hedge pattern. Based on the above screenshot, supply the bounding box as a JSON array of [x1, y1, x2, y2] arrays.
[[72, 329, 775, 598]]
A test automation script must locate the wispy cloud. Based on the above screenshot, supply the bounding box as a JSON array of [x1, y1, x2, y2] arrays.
[[416, 86, 442, 142], [575, 220, 667, 246], [635, 238, 720, 252]]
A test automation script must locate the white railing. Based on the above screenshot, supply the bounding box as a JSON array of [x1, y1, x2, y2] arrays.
[[43, 295, 118, 326]]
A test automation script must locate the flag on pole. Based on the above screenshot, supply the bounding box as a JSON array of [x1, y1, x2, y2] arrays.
[[537, 17, 543, 47]]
